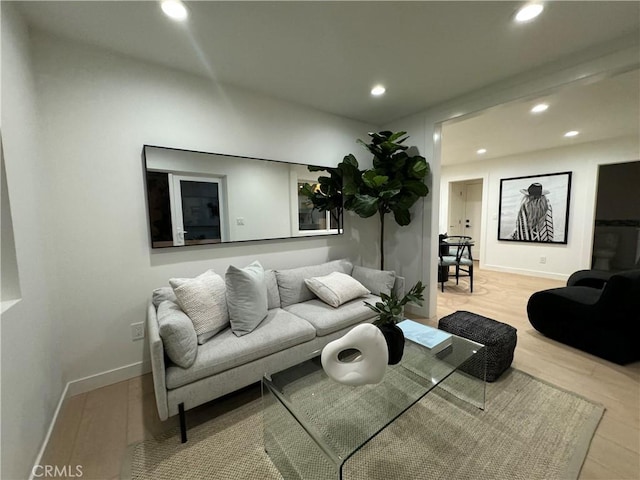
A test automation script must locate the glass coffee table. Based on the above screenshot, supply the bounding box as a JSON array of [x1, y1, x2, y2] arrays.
[[262, 327, 486, 479]]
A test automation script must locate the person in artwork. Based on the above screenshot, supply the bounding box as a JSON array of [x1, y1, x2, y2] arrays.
[[511, 183, 554, 241]]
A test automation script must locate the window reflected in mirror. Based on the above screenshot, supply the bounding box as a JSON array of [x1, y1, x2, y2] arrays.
[[297, 182, 340, 233]]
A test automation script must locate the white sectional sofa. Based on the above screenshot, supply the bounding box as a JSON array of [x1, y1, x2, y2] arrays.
[[147, 259, 404, 441]]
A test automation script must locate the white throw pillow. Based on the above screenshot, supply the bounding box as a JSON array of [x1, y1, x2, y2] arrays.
[[170, 270, 229, 344], [225, 261, 268, 336], [304, 272, 370, 308], [156, 300, 198, 368]]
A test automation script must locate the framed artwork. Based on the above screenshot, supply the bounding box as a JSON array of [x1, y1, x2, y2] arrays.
[[498, 171, 572, 244]]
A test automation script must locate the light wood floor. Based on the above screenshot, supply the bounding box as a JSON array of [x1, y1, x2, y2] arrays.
[[40, 267, 639, 480]]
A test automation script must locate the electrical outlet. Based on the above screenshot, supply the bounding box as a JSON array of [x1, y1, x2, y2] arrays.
[[131, 322, 144, 341], [539, 256, 547, 264]]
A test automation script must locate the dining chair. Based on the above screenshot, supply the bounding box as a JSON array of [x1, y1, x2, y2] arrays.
[[439, 235, 474, 292]]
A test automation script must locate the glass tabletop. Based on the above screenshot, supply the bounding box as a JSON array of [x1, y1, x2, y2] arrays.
[[262, 328, 486, 479]]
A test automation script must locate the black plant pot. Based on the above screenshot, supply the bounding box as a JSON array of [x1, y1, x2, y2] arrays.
[[378, 322, 405, 365]]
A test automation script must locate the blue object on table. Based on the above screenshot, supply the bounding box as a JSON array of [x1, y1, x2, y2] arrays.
[[398, 319, 452, 353]]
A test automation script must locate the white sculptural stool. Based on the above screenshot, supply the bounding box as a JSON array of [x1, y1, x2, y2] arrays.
[[320, 323, 388, 386]]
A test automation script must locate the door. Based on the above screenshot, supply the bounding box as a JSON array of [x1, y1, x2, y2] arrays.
[[464, 182, 482, 259], [171, 175, 226, 246], [448, 182, 465, 236]]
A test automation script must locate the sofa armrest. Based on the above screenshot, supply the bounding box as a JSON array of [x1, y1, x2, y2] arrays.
[[567, 269, 612, 288], [147, 301, 169, 421]]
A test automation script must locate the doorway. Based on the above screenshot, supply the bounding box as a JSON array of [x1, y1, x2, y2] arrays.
[[592, 161, 640, 271], [447, 179, 483, 260]]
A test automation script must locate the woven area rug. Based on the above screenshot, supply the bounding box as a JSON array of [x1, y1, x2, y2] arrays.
[[122, 369, 603, 480]]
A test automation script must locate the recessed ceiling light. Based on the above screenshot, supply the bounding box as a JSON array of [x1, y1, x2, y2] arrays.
[[477, 148, 487, 155], [531, 103, 549, 113], [564, 130, 580, 138], [515, 3, 544, 23], [371, 85, 386, 96], [161, 0, 188, 21]]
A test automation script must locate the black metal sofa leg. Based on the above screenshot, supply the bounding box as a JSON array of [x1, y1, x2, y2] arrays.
[[179, 403, 187, 443]]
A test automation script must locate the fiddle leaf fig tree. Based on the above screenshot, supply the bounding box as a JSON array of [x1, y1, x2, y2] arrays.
[[346, 131, 430, 269], [300, 130, 429, 270]]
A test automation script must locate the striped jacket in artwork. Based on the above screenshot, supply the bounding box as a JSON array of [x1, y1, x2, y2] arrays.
[[512, 197, 554, 241]]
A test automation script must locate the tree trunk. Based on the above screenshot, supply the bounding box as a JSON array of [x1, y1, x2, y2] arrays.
[[379, 210, 385, 270]]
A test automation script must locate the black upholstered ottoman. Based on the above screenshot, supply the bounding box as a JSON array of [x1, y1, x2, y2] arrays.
[[438, 311, 517, 382]]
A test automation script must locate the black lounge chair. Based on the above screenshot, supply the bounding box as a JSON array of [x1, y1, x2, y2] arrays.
[[527, 269, 640, 365]]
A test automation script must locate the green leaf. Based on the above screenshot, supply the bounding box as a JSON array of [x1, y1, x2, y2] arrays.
[[387, 131, 407, 143], [403, 179, 429, 197], [341, 154, 359, 169], [362, 170, 389, 188], [352, 194, 378, 218], [379, 179, 402, 199], [393, 192, 419, 210], [343, 181, 359, 196], [393, 208, 411, 226], [408, 158, 429, 179]]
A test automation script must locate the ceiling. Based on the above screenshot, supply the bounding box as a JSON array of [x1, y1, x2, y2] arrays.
[[15, 1, 640, 126], [441, 68, 640, 165]]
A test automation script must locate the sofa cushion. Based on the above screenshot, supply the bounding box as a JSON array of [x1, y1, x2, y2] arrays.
[[170, 270, 229, 344], [276, 259, 353, 308], [265, 269, 281, 309], [284, 294, 379, 336], [225, 261, 268, 337], [305, 272, 370, 307], [351, 265, 396, 296], [157, 300, 198, 369], [165, 308, 316, 389]]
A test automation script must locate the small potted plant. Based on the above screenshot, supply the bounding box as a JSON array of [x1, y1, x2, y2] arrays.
[[365, 281, 425, 364]]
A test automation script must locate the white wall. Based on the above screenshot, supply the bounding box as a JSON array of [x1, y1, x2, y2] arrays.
[[28, 30, 377, 389], [440, 136, 639, 280], [1, 5, 63, 479]]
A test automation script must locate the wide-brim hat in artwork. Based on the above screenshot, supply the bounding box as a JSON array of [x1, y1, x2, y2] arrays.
[[520, 183, 550, 198]]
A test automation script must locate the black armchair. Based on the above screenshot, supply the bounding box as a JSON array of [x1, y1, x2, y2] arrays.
[[527, 269, 640, 365]]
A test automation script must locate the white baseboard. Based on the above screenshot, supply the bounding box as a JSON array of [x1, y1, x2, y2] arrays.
[[66, 360, 152, 397], [28, 382, 70, 480], [481, 264, 569, 281], [29, 360, 152, 480]]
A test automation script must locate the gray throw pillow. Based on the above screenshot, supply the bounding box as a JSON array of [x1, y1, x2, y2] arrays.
[[264, 269, 281, 310], [276, 259, 353, 307], [170, 270, 229, 344], [156, 300, 198, 368], [352, 265, 396, 296], [152, 286, 177, 308], [225, 261, 268, 336]]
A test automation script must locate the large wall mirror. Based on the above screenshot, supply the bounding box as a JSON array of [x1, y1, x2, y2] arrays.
[[143, 145, 343, 248]]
